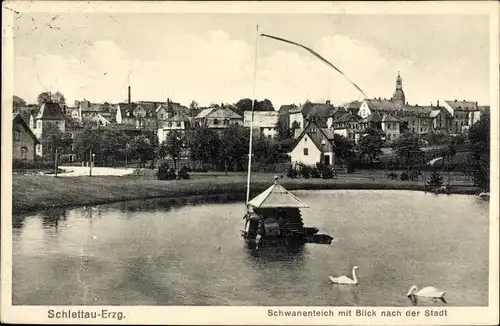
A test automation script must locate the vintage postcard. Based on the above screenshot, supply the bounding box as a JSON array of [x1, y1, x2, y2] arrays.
[[1, 0, 499, 325]]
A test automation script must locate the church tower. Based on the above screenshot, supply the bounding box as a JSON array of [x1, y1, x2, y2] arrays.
[[391, 71, 405, 105]]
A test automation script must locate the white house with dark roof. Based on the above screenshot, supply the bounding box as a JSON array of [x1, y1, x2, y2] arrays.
[[243, 111, 279, 138], [157, 111, 192, 144], [288, 118, 335, 166], [32, 102, 67, 156]]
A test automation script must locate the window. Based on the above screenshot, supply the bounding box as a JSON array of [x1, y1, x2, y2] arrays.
[[387, 124, 391, 130], [168, 122, 172, 128], [21, 147, 28, 160], [420, 127, 423, 133], [304, 137, 307, 142], [176, 122, 181, 127], [14, 130, 21, 141], [303, 148, 309, 156], [159, 114, 164, 119], [213, 119, 219, 125], [37, 121, 42, 129], [70, 132, 74, 139], [387, 134, 391, 141]]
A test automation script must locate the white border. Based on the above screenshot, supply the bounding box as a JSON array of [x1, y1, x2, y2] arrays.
[[1, 1, 499, 325]]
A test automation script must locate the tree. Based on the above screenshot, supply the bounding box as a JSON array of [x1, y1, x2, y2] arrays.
[[13, 95, 26, 108], [52, 91, 66, 105], [468, 113, 490, 190], [234, 98, 252, 117], [188, 127, 221, 167], [333, 134, 353, 166], [37, 92, 53, 105], [74, 127, 102, 164], [100, 129, 128, 167], [357, 128, 384, 169], [391, 132, 424, 172], [424, 130, 449, 146], [275, 119, 291, 141], [158, 131, 186, 169], [37, 91, 66, 105], [220, 124, 250, 172], [131, 134, 156, 168]]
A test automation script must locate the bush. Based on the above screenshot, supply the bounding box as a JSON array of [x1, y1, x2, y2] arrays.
[[311, 167, 321, 178], [177, 166, 191, 179], [400, 171, 409, 181], [427, 171, 444, 187], [287, 166, 298, 179], [300, 164, 312, 179], [387, 172, 398, 180], [409, 170, 421, 181], [12, 159, 54, 171], [321, 166, 334, 179], [157, 163, 177, 180], [346, 161, 355, 174]]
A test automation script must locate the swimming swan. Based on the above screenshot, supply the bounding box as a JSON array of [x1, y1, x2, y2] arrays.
[[407, 285, 447, 304], [329, 266, 359, 285]]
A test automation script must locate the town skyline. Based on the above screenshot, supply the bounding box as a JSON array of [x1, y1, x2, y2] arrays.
[[14, 13, 490, 109]]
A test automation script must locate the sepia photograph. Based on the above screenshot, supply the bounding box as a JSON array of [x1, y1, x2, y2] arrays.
[[1, 1, 498, 325]]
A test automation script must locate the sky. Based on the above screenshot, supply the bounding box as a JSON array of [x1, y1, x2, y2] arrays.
[[13, 12, 491, 108]]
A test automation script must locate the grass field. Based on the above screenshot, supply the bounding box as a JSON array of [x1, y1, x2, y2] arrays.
[[10, 170, 479, 214]]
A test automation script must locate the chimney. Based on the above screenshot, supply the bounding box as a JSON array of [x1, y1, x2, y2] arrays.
[[326, 100, 331, 105], [437, 100, 440, 106], [128, 86, 131, 104]]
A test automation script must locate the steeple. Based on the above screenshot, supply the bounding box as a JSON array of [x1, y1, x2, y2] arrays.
[[391, 71, 405, 105]]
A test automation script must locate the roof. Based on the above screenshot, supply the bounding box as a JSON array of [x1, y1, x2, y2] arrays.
[[365, 98, 404, 112], [304, 102, 336, 118], [334, 112, 362, 123], [36, 102, 66, 120], [163, 111, 191, 123], [445, 100, 479, 111], [361, 111, 383, 123], [195, 107, 242, 119], [278, 104, 297, 115], [342, 100, 363, 110], [195, 108, 216, 119], [247, 181, 309, 208], [382, 113, 400, 122], [14, 106, 38, 123], [243, 111, 279, 128], [13, 113, 40, 143], [292, 119, 335, 153]]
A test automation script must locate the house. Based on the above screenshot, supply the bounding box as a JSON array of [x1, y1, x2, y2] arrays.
[[442, 100, 481, 134], [32, 102, 67, 156], [157, 111, 192, 144], [243, 111, 280, 138], [193, 105, 243, 130], [13, 113, 39, 161], [331, 112, 362, 142], [60, 117, 85, 163], [115, 102, 157, 130], [342, 100, 363, 115], [289, 100, 336, 132], [278, 104, 296, 130], [288, 118, 335, 166], [381, 113, 401, 142]]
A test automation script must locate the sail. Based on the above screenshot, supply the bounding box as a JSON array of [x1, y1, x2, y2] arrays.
[[247, 183, 309, 208]]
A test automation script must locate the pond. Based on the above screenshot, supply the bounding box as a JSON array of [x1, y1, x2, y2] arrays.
[[12, 190, 489, 306]]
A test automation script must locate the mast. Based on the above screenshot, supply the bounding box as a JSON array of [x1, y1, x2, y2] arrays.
[[246, 24, 260, 205]]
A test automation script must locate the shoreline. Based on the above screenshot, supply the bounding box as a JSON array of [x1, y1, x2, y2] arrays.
[[11, 174, 480, 214]]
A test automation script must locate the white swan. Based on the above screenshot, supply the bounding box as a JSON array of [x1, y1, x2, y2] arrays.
[[407, 285, 447, 303], [329, 266, 359, 285]]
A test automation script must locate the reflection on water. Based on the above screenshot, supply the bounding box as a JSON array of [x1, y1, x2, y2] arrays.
[[12, 190, 489, 306]]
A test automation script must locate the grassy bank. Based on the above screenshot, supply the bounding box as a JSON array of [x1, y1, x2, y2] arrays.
[[11, 173, 479, 214]]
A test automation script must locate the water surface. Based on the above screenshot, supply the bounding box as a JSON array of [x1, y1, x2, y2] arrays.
[[12, 190, 489, 306]]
